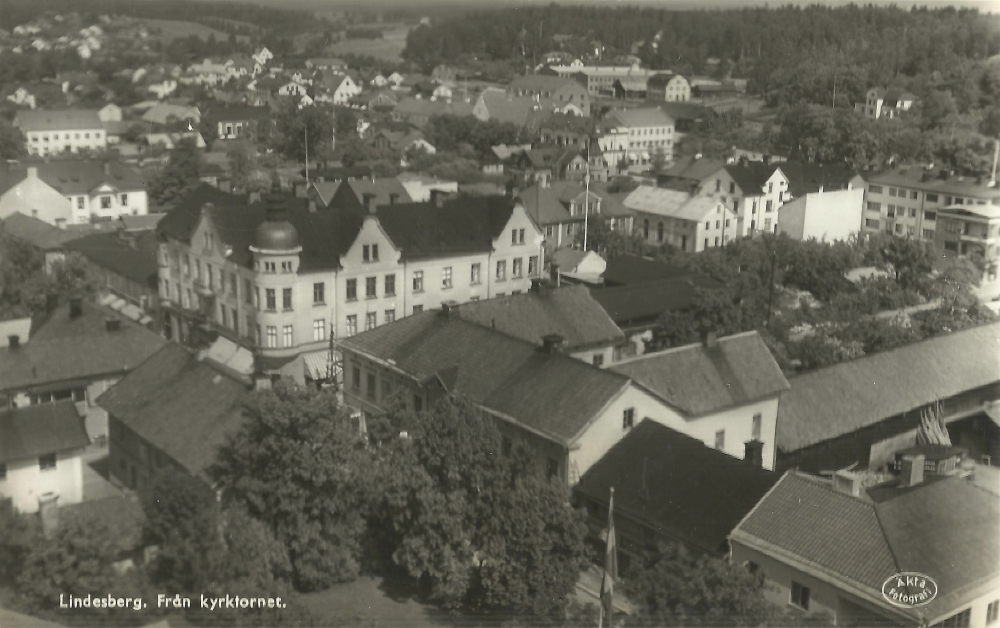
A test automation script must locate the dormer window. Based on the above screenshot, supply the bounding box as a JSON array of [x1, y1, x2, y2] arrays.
[[363, 244, 379, 262]]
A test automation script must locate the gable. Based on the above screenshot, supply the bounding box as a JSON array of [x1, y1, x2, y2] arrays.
[[342, 216, 401, 267]]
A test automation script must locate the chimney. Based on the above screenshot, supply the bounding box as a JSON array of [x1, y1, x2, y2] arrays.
[[38, 492, 59, 539], [26, 166, 38, 179], [362, 192, 377, 214], [833, 470, 863, 497], [69, 296, 83, 318], [7, 334, 20, 349], [430, 189, 444, 208], [541, 333, 564, 354], [702, 329, 718, 349], [530, 278, 552, 294], [308, 199, 317, 213], [549, 262, 561, 287], [105, 318, 121, 332], [440, 300, 460, 319], [744, 440, 764, 467], [102, 160, 111, 175], [899, 454, 925, 488], [249, 190, 262, 204], [389, 192, 398, 205], [939, 169, 949, 181], [818, 184, 824, 194]]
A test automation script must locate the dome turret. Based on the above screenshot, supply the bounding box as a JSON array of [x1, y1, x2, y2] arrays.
[[252, 178, 301, 252]]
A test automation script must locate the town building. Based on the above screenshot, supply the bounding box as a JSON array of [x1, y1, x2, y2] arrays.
[[777, 187, 865, 242], [623, 187, 738, 252], [14, 109, 106, 156], [314, 73, 362, 105], [0, 298, 166, 443], [934, 202, 1000, 286], [396, 172, 458, 203], [62, 230, 160, 321], [473, 89, 575, 130], [210, 104, 272, 141], [391, 97, 474, 128], [646, 74, 691, 102], [605, 108, 675, 166], [139, 103, 200, 127], [855, 87, 917, 120], [548, 64, 660, 98], [0, 159, 149, 226], [155, 183, 543, 384], [0, 402, 90, 513], [575, 419, 778, 569], [519, 180, 634, 250], [730, 468, 998, 628], [610, 331, 788, 469], [0, 212, 87, 271], [549, 248, 607, 284], [657, 156, 726, 189], [453, 283, 625, 366], [305, 58, 347, 71], [509, 74, 591, 116], [776, 321, 1000, 473]]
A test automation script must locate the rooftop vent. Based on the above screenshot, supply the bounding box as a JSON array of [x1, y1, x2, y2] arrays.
[[440, 300, 460, 319], [832, 469, 863, 497], [542, 333, 565, 354], [899, 454, 925, 488], [7, 334, 20, 349]]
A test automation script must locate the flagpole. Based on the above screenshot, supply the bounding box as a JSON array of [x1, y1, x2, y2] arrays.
[[304, 127, 309, 186], [598, 486, 616, 628], [584, 140, 590, 251]]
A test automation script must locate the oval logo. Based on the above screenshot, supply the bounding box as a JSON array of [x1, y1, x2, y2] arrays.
[[881, 573, 938, 608]]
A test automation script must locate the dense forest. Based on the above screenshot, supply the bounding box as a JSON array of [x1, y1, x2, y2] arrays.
[[404, 5, 1000, 108]]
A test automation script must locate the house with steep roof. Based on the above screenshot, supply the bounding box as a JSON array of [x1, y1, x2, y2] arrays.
[[776, 321, 1000, 474], [622, 187, 737, 252], [396, 172, 457, 203], [314, 73, 361, 105], [0, 299, 166, 443], [97, 342, 260, 491], [473, 88, 564, 129], [510, 74, 591, 116], [519, 180, 634, 250], [140, 103, 201, 126], [646, 74, 691, 102], [155, 183, 543, 384], [210, 104, 272, 141], [453, 282, 624, 366], [606, 107, 675, 166], [0, 401, 90, 513], [14, 109, 106, 156], [731, 469, 999, 628], [611, 331, 789, 469], [549, 248, 607, 285], [0, 159, 149, 226], [698, 162, 789, 237], [576, 419, 777, 569], [855, 87, 917, 120]]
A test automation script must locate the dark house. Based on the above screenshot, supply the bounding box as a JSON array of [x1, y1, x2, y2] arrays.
[[210, 104, 272, 141], [62, 230, 160, 320], [575, 419, 778, 571]]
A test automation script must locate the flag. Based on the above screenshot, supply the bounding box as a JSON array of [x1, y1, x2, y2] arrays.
[[598, 487, 617, 628]]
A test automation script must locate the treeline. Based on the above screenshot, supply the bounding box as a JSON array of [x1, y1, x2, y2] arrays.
[[404, 5, 1000, 108]]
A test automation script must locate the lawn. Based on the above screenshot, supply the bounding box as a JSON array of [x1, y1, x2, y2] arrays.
[[323, 24, 411, 62], [142, 18, 250, 43]]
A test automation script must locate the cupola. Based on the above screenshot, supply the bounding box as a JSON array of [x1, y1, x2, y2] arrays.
[[251, 177, 301, 253]]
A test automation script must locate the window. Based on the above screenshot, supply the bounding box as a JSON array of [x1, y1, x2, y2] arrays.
[[346, 279, 357, 300], [385, 309, 396, 324], [378, 273, 393, 296], [768, 182, 773, 193], [496, 260, 507, 281], [77, 196, 85, 209], [925, 211, 937, 221], [936, 609, 970, 628], [362, 244, 379, 262], [866, 219, 880, 228], [715, 429, 725, 450], [352, 366, 361, 390], [313, 282, 325, 304], [592, 354, 604, 367], [39, 453, 56, 471], [101, 196, 112, 209], [365, 312, 377, 331], [888, 187, 898, 196], [729, 181, 736, 194], [265, 289, 276, 311], [765, 200, 773, 212], [470, 263, 481, 285], [926, 193, 939, 202], [120, 193, 128, 206], [866, 201, 881, 211], [528, 256, 538, 276], [281, 261, 292, 273], [512, 258, 522, 278], [705, 221, 711, 230], [281, 325, 293, 347], [715, 179, 721, 192], [547, 457, 560, 480], [442, 267, 453, 289], [282, 287, 292, 310], [367, 372, 376, 400], [512, 229, 518, 245], [265, 326, 277, 348], [752, 413, 762, 440], [366, 276, 377, 298], [264, 261, 276, 273], [346, 315, 358, 336], [790, 582, 810, 611], [246, 315, 253, 338], [313, 319, 326, 341], [986, 600, 999, 625], [622, 408, 635, 430], [887, 204, 896, 217], [412, 271, 424, 292], [923, 229, 934, 239], [414, 395, 423, 412], [910, 190, 919, 200], [220, 305, 227, 327]]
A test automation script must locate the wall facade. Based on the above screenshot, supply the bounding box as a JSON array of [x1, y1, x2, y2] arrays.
[[0, 449, 83, 513], [24, 127, 106, 156]]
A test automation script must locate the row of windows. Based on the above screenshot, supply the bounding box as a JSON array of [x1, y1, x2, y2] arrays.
[[29, 131, 104, 142], [350, 363, 422, 411], [76, 194, 128, 210], [344, 309, 398, 336], [869, 184, 992, 207], [628, 127, 672, 136], [0, 453, 58, 479]]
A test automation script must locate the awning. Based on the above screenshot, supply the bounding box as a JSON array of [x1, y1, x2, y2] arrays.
[[303, 350, 338, 381], [108, 297, 126, 311], [985, 401, 1000, 427], [121, 304, 143, 321], [138, 315, 153, 326], [99, 293, 117, 306]]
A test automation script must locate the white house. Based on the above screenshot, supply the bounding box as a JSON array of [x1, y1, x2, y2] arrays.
[[777, 187, 865, 242], [14, 109, 106, 156], [855, 87, 917, 120], [253, 47, 273, 66], [0, 402, 90, 514]]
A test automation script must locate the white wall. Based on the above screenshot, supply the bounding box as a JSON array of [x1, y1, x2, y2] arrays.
[[0, 449, 84, 513], [25, 128, 106, 156], [0, 174, 73, 225], [80, 184, 149, 222]]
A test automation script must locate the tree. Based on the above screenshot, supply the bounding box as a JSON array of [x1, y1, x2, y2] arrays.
[[866, 233, 934, 291], [228, 146, 261, 193], [919, 90, 959, 130], [149, 137, 204, 206], [0, 118, 27, 160], [213, 382, 372, 591], [577, 220, 646, 260], [980, 107, 1000, 138], [275, 103, 334, 165]]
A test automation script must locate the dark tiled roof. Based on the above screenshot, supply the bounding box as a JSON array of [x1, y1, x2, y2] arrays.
[[590, 275, 721, 327], [338, 313, 630, 443], [601, 256, 699, 286], [732, 472, 999, 620], [96, 343, 252, 480], [62, 231, 159, 288], [210, 104, 271, 121], [612, 331, 789, 415], [659, 156, 726, 181], [540, 113, 596, 135], [724, 163, 778, 195], [0, 401, 90, 464], [777, 161, 860, 198], [0, 301, 167, 394], [576, 420, 778, 554], [394, 98, 474, 118], [777, 321, 1000, 452], [1, 212, 83, 250], [0, 159, 146, 196], [657, 102, 717, 123], [335, 178, 413, 208], [374, 195, 515, 260], [455, 285, 623, 350], [518, 181, 631, 226], [15, 109, 102, 131]]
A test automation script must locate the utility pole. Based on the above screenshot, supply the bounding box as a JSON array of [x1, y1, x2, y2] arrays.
[[304, 127, 309, 186], [583, 140, 591, 251], [832, 72, 838, 110]]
